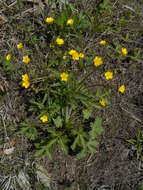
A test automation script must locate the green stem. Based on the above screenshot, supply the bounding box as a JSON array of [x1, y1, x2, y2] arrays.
[[76, 70, 94, 92]]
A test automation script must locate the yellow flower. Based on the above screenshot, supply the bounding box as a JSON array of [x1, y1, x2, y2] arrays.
[[40, 115, 48, 123], [6, 54, 11, 61], [68, 49, 79, 60], [22, 73, 29, 82], [17, 42, 23, 49], [94, 56, 103, 67], [45, 17, 54, 24], [67, 19, 74, 26], [22, 73, 30, 88], [23, 55, 30, 64], [118, 84, 125, 94], [104, 71, 113, 80], [22, 80, 30, 89], [56, 37, 64, 46], [61, 72, 69, 82], [79, 53, 85, 59], [72, 52, 79, 60], [99, 99, 106, 107], [69, 50, 76, 55], [99, 40, 106, 46], [121, 48, 128, 56]]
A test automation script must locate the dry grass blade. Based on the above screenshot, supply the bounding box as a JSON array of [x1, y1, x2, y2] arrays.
[[36, 163, 51, 189], [17, 170, 31, 190], [120, 102, 143, 124], [0, 14, 7, 26]]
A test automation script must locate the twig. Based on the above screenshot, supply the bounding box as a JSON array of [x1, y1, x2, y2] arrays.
[[1, 114, 9, 141], [120, 104, 143, 124], [113, 0, 119, 7], [122, 5, 136, 13]]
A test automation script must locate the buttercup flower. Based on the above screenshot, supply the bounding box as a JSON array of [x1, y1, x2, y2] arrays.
[[56, 37, 64, 46], [23, 55, 30, 64], [99, 99, 106, 107], [69, 49, 79, 60], [22, 73, 29, 81], [17, 42, 23, 49], [69, 50, 77, 55], [121, 48, 128, 56], [99, 40, 106, 46], [45, 17, 54, 24], [72, 52, 79, 60], [67, 19, 74, 26], [40, 115, 48, 123], [104, 71, 113, 80], [6, 54, 11, 61], [61, 72, 69, 82], [22, 80, 30, 89], [118, 84, 125, 94], [79, 53, 85, 59], [22, 73, 30, 89], [94, 56, 103, 67]]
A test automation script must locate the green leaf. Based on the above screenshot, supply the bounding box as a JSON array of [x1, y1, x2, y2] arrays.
[[95, 87, 102, 98], [47, 128, 57, 137], [76, 148, 87, 159], [71, 135, 80, 150], [34, 148, 45, 158], [87, 139, 98, 153], [21, 126, 37, 140], [56, 10, 68, 28], [42, 93, 48, 104], [80, 135, 86, 149], [100, 0, 111, 10], [90, 117, 103, 138], [53, 116, 62, 128], [29, 99, 44, 110], [46, 149, 52, 160], [126, 139, 136, 145], [16, 0, 22, 15], [92, 103, 102, 109], [58, 136, 68, 154], [83, 109, 91, 120], [47, 138, 57, 148], [2, 58, 15, 73], [45, 138, 58, 159], [65, 106, 72, 124]]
